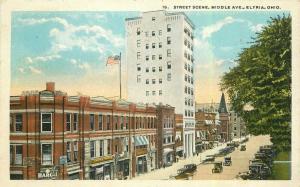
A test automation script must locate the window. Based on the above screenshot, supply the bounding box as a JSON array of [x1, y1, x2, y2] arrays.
[[159, 30, 162, 35], [73, 113, 78, 131], [158, 66, 162, 72], [67, 142, 71, 162], [73, 141, 78, 161], [152, 43, 155, 48], [145, 31, 148, 37], [90, 141, 95, 158], [137, 28, 140, 35], [167, 24, 171, 32], [66, 113, 71, 131], [90, 114, 95, 130], [191, 78, 194, 84], [159, 54, 162, 60], [152, 67, 156, 72], [41, 113, 52, 132], [137, 64, 141, 71], [137, 52, 141, 60], [146, 67, 149, 72], [159, 90, 162, 96], [167, 61, 171, 69], [107, 115, 111, 130], [188, 64, 190, 72], [185, 86, 187, 93], [159, 42, 162, 48], [107, 140, 111, 154], [137, 75, 141, 83], [146, 79, 149, 84], [167, 37, 171, 44], [41, 144, 52, 165], [146, 91, 149, 96], [115, 145, 118, 153], [120, 116, 124, 129], [191, 89, 194, 95], [137, 40, 141, 47], [99, 140, 104, 157], [146, 43, 149, 49], [146, 56, 149, 61], [152, 55, 155, 60], [184, 39, 187, 46], [125, 117, 129, 129], [152, 31, 155, 36], [114, 116, 118, 130], [15, 145, 23, 165], [15, 114, 22, 132], [167, 49, 171, 57], [152, 17, 156, 21], [185, 63, 187, 70], [152, 91, 156, 96], [185, 74, 188, 81], [191, 67, 194, 73], [152, 79, 156, 84], [167, 73, 171, 81], [159, 78, 162, 84], [99, 114, 103, 130]]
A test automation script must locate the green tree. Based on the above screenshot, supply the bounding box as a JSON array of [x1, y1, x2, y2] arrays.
[[220, 15, 291, 151]]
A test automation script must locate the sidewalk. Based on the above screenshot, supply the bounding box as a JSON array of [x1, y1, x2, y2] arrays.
[[132, 142, 227, 180]]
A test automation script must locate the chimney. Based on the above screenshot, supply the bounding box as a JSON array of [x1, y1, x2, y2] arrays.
[[46, 82, 55, 92]]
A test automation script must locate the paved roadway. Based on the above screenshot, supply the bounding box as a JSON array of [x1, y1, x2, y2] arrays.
[[192, 135, 271, 180], [133, 135, 271, 180]]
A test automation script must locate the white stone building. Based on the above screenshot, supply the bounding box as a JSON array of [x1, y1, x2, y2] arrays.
[[125, 10, 195, 157]]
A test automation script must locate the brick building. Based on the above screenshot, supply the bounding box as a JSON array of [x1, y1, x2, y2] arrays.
[[174, 114, 184, 158], [218, 93, 230, 142], [10, 82, 159, 180], [156, 105, 176, 168]]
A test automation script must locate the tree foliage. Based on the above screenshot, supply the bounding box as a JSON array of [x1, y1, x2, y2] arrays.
[[220, 15, 291, 151]]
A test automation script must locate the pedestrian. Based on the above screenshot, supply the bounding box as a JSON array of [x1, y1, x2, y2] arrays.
[[197, 152, 199, 156]]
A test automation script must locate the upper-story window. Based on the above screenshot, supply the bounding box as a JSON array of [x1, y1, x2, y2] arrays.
[[137, 28, 141, 35], [159, 30, 162, 35], [159, 78, 162, 84], [152, 17, 156, 21], [152, 79, 156, 84], [167, 37, 171, 44], [107, 115, 111, 130], [73, 141, 78, 161], [73, 113, 78, 131], [152, 67, 156, 72], [41, 113, 52, 132], [167, 24, 171, 32], [146, 79, 149, 84], [137, 75, 141, 83], [146, 67, 149, 72], [137, 52, 141, 60], [146, 91, 149, 96], [15, 114, 23, 132], [137, 64, 141, 71], [137, 40, 141, 47], [90, 114, 95, 130], [159, 42, 162, 48], [146, 56, 149, 61], [90, 141, 95, 158], [152, 55, 156, 60], [167, 61, 171, 69], [167, 73, 171, 81], [152, 43, 155, 49], [167, 49, 171, 57], [66, 113, 71, 131], [159, 90, 162, 96], [67, 142, 71, 162], [41, 143, 52, 165], [152, 31, 155, 36], [98, 114, 103, 130], [145, 31, 148, 37], [146, 43, 149, 49], [159, 54, 162, 60]]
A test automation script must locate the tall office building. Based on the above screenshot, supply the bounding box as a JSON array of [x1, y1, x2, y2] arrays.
[[125, 10, 195, 157]]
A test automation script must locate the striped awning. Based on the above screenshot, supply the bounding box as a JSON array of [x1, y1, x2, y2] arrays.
[[132, 136, 149, 146]]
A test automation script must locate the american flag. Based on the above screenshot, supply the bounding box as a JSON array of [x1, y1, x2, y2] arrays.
[[106, 55, 120, 66]]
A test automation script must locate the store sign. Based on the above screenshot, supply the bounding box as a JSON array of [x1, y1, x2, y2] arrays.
[[38, 167, 59, 179], [90, 155, 113, 165], [96, 167, 104, 174], [136, 148, 147, 156]]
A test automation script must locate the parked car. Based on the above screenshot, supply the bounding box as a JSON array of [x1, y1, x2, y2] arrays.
[[183, 164, 197, 173], [223, 156, 232, 166], [212, 161, 223, 173], [240, 145, 246, 151], [202, 155, 215, 164]]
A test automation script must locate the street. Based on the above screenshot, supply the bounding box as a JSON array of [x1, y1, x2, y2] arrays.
[[133, 135, 271, 180]]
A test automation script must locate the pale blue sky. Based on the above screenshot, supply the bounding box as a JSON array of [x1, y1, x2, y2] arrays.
[[11, 11, 288, 102]]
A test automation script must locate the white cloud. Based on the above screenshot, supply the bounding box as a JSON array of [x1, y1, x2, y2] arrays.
[[78, 63, 90, 70], [18, 68, 25, 73], [18, 17, 69, 28], [250, 23, 264, 32], [28, 66, 42, 74], [201, 16, 236, 39], [69, 59, 91, 71], [25, 54, 61, 64]]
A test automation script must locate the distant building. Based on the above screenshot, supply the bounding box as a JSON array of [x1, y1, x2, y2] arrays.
[[126, 10, 196, 157], [229, 111, 247, 139]]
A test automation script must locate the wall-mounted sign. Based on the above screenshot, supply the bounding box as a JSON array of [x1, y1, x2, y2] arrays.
[[90, 155, 113, 165], [59, 156, 67, 165], [38, 167, 59, 179]]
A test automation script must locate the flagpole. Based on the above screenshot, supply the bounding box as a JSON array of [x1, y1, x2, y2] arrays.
[[119, 52, 122, 99]]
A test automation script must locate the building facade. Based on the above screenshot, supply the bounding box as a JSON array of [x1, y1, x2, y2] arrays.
[[10, 82, 159, 180], [218, 93, 230, 142], [229, 111, 247, 140], [126, 10, 195, 157], [156, 105, 176, 168]]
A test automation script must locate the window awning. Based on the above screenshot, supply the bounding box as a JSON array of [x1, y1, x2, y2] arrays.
[[132, 136, 149, 146], [163, 148, 173, 154]]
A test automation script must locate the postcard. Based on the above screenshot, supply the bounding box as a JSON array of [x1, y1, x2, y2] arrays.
[[0, 0, 300, 186]]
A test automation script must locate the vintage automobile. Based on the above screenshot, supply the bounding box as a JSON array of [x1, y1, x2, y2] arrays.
[[173, 168, 190, 180], [254, 152, 273, 166], [212, 161, 223, 173], [202, 155, 215, 164], [240, 145, 246, 151], [223, 156, 232, 166], [183, 164, 197, 173], [249, 163, 271, 179]]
